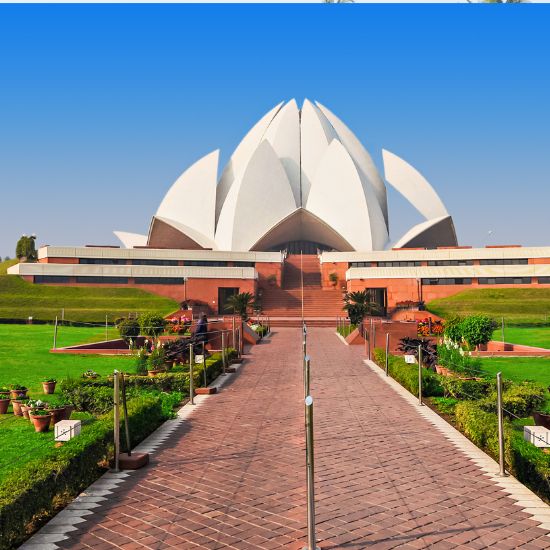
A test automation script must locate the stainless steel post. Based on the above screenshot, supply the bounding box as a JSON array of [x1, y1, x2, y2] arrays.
[[501, 317, 505, 343], [232, 316, 236, 349], [497, 372, 506, 476], [222, 331, 226, 375], [113, 370, 120, 472], [53, 316, 58, 350], [372, 323, 376, 357], [202, 342, 207, 387], [189, 344, 194, 405], [385, 333, 389, 376], [418, 344, 423, 406], [105, 314, 108, 342], [303, 395, 319, 550], [304, 355, 310, 399], [237, 327, 242, 358]]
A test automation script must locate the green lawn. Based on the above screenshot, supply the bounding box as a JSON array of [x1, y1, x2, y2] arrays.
[[479, 356, 550, 387], [0, 325, 133, 395], [427, 288, 550, 325], [0, 260, 178, 323], [491, 326, 550, 349], [0, 412, 94, 477]]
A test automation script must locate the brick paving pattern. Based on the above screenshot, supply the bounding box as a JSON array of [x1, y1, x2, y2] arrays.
[[57, 328, 550, 549]]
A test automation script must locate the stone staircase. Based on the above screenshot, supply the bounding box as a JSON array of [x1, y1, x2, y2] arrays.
[[260, 254, 344, 326]]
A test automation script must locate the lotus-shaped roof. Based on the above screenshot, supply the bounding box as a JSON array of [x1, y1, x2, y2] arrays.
[[115, 99, 456, 252]]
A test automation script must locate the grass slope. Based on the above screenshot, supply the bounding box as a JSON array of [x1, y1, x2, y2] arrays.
[[491, 326, 550, 349], [0, 325, 133, 394], [427, 288, 550, 325], [479, 356, 550, 388], [0, 260, 178, 322]]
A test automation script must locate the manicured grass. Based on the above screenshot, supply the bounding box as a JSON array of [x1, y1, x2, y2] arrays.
[[491, 326, 550, 349], [427, 288, 550, 325], [479, 356, 550, 387], [0, 325, 134, 395], [0, 412, 93, 477], [0, 261, 178, 323]]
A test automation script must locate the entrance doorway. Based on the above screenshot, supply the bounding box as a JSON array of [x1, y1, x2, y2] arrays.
[[366, 288, 387, 316]]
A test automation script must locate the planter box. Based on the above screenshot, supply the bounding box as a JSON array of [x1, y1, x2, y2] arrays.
[[195, 387, 217, 395], [524, 426, 550, 448]]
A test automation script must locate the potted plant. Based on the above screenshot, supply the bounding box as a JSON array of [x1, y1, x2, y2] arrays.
[[82, 370, 100, 379], [46, 400, 66, 426], [0, 393, 10, 415], [147, 346, 165, 376], [329, 272, 338, 287], [29, 409, 53, 433], [0, 386, 9, 398], [266, 274, 277, 287], [23, 399, 46, 420], [11, 399, 25, 416], [9, 384, 28, 400], [42, 377, 57, 394]]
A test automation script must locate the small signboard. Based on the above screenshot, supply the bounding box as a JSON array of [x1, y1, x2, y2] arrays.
[[195, 355, 204, 364], [404, 354, 417, 364]]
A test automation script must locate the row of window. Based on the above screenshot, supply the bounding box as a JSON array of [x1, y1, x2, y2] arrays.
[[350, 259, 531, 268], [422, 277, 534, 285], [34, 276, 185, 285], [77, 258, 255, 267]]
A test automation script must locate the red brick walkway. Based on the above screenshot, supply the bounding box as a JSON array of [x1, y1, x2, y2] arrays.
[[57, 328, 550, 549]]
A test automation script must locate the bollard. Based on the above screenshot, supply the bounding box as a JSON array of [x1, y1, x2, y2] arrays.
[[221, 331, 227, 375], [303, 395, 319, 550], [385, 333, 389, 376], [232, 316, 236, 349], [304, 355, 311, 399], [105, 314, 108, 342], [53, 315, 58, 350], [202, 342, 207, 387], [417, 344, 423, 406], [372, 322, 376, 358], [497, 372, 506, 476], [501, 317, 505, 344], [189, 344, 194, 405], [113, 370, 120, 472], [121, 372, 132, 457], [237, 327, 242, 358]]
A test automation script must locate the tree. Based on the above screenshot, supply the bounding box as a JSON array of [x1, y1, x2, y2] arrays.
[[139, 312, 166, 339], [443, 316, 464, 344], [460, 315, 497, 350], [3, 256, 10, 262], [343, 290, 381, 326], [15, 234, 37, 262], [117, 318, 140, 344], [225, 292, 255, 320]]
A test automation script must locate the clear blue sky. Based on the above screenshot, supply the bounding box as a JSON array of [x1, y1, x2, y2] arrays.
[[0, 4, 549, 258]]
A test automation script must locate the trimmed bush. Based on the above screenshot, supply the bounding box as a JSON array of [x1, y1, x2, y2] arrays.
[[439, 377, 492, 400], [478, 381, 546, 418], [0, 396, 167, 549], [373, 348, 443, 397]]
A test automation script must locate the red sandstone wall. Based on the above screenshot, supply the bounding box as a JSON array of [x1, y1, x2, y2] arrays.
[[255, 262, 283, 287], [321, 262, 349, 290], [39, 258, 79, 264]]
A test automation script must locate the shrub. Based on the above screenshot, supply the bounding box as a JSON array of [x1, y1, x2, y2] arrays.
[[439, 377, 492, 400], [343, 290, 381, 325], [117, 318, 140, 343], [139, 312, 166, 339], [437, 343, 484, 377], [478, 382, 546, 418], [0, 396, 167, 549], [148, 346, 165, 371], [135, 347, 148, 375], [460, 315, 497, 349], [443, 315, 463, 344], [373, 349, 443, 397], [397, 337, 438, 369]]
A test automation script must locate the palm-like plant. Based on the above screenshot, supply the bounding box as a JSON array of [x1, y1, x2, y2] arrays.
[[226, 292, 255, 320], [343, 290, 381, 325]]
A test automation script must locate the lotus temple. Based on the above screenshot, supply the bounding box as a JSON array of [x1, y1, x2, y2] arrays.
[[9, 99, 550, 321]]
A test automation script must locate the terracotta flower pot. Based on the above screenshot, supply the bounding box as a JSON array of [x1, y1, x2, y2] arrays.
[[48, 407, 66, 426], [63, 405, 74, 420], [30, 413, 52, 433], [533, 412, 550, 430], [11, 400, 24, 416], [10, 389, 28, 400], [21, 404, 31, 419], [435, 365, 444, 375], [0, 398, 10, 415], [148, 369, 162, 377], [42, 381, 56, 395]]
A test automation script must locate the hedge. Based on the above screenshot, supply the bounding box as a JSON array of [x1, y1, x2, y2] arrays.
[[373, 348, 443, 397], [60, 350, 236, 414], [0, 395, 170, 549], [453, 401, 550, 504]]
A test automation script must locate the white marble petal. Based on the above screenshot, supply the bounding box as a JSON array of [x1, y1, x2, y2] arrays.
[[156, 150, 219, 241], [216, 102, 284, 221], [263, 99, 301, 207], [307, 140, 388, 251], [392, 215, 457, 249], [300, 99, 340, 206], [315, 101, 388, 226], [113, 231, 147, 249], [215, 140, 297, 251], [383, 149, 448, 220]]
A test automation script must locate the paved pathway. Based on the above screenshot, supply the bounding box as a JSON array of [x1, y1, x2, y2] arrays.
[[56, 328, 550, 549]]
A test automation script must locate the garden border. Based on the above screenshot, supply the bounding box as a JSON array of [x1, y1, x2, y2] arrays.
[[18, 360, 246, 550], [363, 358, 550, 535]]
